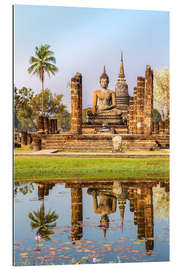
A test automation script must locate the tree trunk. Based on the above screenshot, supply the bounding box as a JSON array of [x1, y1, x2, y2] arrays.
[[41, 69, 44, 115]]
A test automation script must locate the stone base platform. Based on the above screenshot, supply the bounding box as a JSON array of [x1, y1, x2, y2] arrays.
[[82, 123, 128, 134], [41, 133, 169, 152]]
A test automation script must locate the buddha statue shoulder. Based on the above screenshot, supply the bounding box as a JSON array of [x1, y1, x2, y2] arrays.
[[92, 66, 116, 113]]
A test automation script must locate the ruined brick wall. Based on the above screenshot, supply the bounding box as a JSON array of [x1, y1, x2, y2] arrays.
[[128, 96, 134, 134], [144, 65, 153, 136], [133, 87, 137, 134], [136, 77, 145, 134], [70, 73, 82, 134]]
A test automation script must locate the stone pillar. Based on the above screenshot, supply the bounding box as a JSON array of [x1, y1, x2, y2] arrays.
[[37, 116, 44, 133], [153, 122, 159, 134], [21, 131, 27, 146], [49, 119, 53, 134], [70, 72, 82, 134], [71, 186, 83, 242], [159, 120, 165, 134], [52, 119, 56, 134], [144, 186, 154, 254], [144, 65, 153, 136], [43, 116, 49, 134], [32, 136, 41, 151], [128, 96, 134, 134], [136, 77, 145, 134], [27, 133, 32, 145], [54, 119, 57, 133], [165, 118, 170, 134], [133, 87, 137, 134]]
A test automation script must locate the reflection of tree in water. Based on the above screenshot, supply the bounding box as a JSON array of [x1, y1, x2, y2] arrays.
[[153, 183, 169, 221], [14, 182, 34, 196], [28, 183, 59, 241]]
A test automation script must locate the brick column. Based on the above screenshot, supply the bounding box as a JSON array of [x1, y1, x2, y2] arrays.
[[136, 77, 145, 134], [27, 133, 32, 145], [70, 72, 82, 134], [37, 116, 44, 133], [32, 136, 41, 151], [43, 116, 49, 134], [153, 122, 159, 134], [52, 119, 55, 134], [54, 119, 57, 133], [21, 131, 27, 145], [144, 65, 153, 136], [49, 119, 53, 134], [133, 87, 137, 134], [128, 96, 134, 134], [159, 120, 165, 134], [71, 186, 83, 241], [165, 118, 170, 134]]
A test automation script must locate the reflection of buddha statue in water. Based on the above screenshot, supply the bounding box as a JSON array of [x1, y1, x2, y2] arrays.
[[87, 188, 117, 238], [92, 66, 116, 113]]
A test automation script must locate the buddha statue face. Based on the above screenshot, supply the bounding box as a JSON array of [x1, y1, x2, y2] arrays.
[[100, 77, 108, 89]]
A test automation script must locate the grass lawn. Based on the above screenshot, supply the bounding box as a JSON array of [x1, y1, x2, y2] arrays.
[[14, 156, 169, 181], [14, 145, 34, 153]]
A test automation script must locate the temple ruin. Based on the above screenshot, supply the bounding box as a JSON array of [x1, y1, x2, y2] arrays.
[[27, 53, 169, 152]]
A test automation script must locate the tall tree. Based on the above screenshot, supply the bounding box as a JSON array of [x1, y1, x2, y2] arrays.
[[153, 67, 169, 120], [27, 44, 58, 114]]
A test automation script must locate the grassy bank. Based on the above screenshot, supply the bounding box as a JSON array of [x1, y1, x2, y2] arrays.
[[14, 156, 169, 181]]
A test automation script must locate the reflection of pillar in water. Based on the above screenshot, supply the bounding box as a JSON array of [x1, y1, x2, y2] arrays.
[[144, 187, 154, 254], [128, 188, 134, 212], [136, 187, 145, 239], [38, 183, 55, 200], [38, 184, 45, 200], [71, 187, 83, 242], [117, 188, 128, 231], [133, 189, 138, 225]]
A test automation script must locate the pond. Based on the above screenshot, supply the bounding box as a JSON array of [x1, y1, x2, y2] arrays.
[[13, 179, 169, 266]]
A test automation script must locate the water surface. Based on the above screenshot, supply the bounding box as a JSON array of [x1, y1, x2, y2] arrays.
[[13, 179, 169, 266]]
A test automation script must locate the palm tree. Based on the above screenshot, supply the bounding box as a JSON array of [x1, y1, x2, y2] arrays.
[[28, 200, 59, 241], [28, 184, 59, 240], [27, 44, 58, 114]]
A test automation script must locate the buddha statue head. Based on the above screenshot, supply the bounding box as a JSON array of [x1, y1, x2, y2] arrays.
[[100, 66, 109, 89]]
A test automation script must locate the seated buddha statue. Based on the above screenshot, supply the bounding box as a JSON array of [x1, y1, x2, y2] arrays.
[[92, 66, 116, 114], [86, 65, 128, 126]]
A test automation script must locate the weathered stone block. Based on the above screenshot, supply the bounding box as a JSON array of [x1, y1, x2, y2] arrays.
[[112, 136, 122, 152]]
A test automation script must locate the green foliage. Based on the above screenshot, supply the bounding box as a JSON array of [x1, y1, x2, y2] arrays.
[[14, 86, 36, 131], [14, 182, 34, 196], [152, 109, 162, 123], [31, 88, 65, 117], [153, 67, 169, 120], [55, 110, 71, 132], [153, 184, 169, 221], [82, 108, 91, 123], [14, 86, 69, 132]]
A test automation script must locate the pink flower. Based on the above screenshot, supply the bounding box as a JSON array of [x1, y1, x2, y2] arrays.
[[34, 248, 40, 253], [93, 258, 97, 263], [35, 235, 41, 241]]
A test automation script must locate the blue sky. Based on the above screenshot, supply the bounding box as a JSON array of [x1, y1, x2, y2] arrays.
[[14, 5, 169, 111]]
